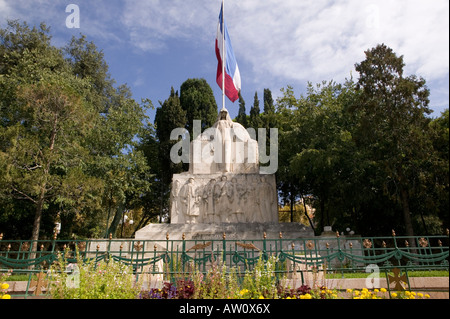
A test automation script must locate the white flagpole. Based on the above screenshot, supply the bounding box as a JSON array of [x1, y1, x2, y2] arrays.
[[222, 0, 226, 111]]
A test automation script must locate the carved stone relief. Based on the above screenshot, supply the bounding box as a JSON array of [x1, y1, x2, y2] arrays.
[[170, 174, 278, 224], [169, 107, 278, 225]]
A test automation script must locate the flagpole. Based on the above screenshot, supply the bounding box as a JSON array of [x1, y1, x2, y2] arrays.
[[221, 0, 226, 111]]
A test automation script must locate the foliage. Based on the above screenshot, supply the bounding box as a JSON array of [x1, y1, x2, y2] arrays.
[[241, 255, 280, 298], [275, 45, 448, 235], [0, 20, 448, 240], [0, 21, 150, 240], [191, 260, 240, 299], [235, 92, 248, 127], [151, 87, 187, 222], [353, 43, 433, 239], [48, 252, 142, 299], [179, 78, 217, 136]]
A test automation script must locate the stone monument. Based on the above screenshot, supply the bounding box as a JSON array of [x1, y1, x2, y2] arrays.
[[135, 108, 313, 240]]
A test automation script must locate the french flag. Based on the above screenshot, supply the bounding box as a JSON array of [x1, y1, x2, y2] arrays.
[[215, 3, 241, 103]]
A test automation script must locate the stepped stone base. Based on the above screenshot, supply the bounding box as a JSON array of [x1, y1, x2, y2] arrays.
[[134, 222, 314, 241]]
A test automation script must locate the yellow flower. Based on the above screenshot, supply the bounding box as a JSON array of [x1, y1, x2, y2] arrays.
[[239, 289, 249, 296], [425, 294, 431, 298], [417, 293, 423, 298], [2, 294, 11, 299], [354, 290, 360, 296], [391, 292, 398, 298], [405, 291, 411, 296], [374, 289, 379, 293], [1, 283, 9, 290], [380, 288, 387, 293], [321, 290, 326, 294], [327, 289, 333, 294], [346, 288, 353, 293], [258, 295, 265, 299], [303, 293, 312, 299]]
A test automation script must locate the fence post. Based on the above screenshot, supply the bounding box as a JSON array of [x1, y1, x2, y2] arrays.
[[392, 230, 402, 267], [263, 232, 267, 261], [222, 233, 226, 264], [182, 233, 186, 273], [108, 233, 112, 258]]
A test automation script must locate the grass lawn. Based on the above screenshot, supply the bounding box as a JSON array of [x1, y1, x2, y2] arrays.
[[325, 270, 449, 279], [4, 270, 449, 281]]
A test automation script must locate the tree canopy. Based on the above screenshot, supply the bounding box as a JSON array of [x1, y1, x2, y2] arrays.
[[0, 21, 448, 240]]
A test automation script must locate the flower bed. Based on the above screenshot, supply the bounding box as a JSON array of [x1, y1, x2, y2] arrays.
[[0, 255, 437, 299]]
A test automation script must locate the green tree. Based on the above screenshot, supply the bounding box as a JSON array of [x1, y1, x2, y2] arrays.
[[62, 34, 151, 238], [153, 88, 187, 222], [235, 92, 248, 127], [249, 91, 263, 132], [179, 78, 217, 138], [0, 80, 102, 242], [353, 43, 433, 240], [411, 109, 449, 234], [0, 21, 150, 240], [0, 21, 103, 242], [275, 86, 304, 225], [135, 124, 165, 228], [263, 88, 275, 114], [289, 81, 361, 233]]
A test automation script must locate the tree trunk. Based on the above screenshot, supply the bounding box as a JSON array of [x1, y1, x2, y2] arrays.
[[301, 194, 316, 234], [419, 210, 429, 235], [31, 189, 45, 241], [320, 198, 325, 230], [107, 203, 125, 238], [289, 193, 295, 223], [30, 114, 58, 244], [30, 185, 46, 262], [400, 186, 417, 249], [397, 167, 416, 249]]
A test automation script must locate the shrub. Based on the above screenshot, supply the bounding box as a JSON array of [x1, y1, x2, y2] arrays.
[[48, 251, 142, 299], [240, 255, 280, 299]]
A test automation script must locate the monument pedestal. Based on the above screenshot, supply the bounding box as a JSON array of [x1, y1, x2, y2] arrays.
[[135, 222, 314, 241], [134, 108, 313, 245]]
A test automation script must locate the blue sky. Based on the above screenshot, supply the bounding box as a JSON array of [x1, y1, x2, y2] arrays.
[[1, 0, 448, 122]]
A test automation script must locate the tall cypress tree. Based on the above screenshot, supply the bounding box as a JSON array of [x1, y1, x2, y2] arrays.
[[179, 78, 217, 138], [263, 88, 275, 114], [354, 43, 432, 241], [235, 92, 248, 127], [153, 87, 187, 222], [249, 91, 262, 129]]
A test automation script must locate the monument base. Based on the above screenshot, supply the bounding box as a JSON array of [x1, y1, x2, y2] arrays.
[[135, 222, 314, 241]]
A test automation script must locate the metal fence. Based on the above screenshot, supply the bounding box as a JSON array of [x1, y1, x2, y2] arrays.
[[1, 231, 448, 297]]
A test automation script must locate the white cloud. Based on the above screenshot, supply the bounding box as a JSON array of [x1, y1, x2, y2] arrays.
[[235, 0, 448, 85], [2, 0, 447, 113], [120, 0, 449, 86], [0, 0, 11, 20], [122, 0, 218, 52]]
